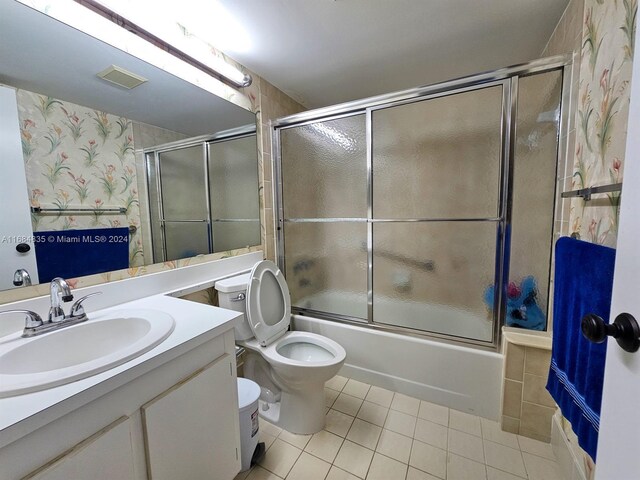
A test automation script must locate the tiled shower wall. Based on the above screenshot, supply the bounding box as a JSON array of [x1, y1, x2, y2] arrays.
[[502, 341, 555, 442]]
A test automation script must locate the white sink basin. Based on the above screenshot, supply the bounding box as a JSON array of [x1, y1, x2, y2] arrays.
[[0, 309, 175, 397]]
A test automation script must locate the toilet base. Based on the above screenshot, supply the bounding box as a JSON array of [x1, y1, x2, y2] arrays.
[[258, 383, 326, 435], [258, 399, 280, 425]]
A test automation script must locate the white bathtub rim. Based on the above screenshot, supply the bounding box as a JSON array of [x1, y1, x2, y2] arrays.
[[293, 314, 503, 420], [293, 313, 500, 356]]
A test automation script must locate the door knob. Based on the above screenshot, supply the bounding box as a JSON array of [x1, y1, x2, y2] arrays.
[[581, 312, 640, 353], [16, 243, 30, 253]]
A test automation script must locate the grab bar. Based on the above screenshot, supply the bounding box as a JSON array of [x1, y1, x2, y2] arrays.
[[361, 242, 435, 271]]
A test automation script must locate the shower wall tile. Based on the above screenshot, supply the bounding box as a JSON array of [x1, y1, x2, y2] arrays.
[[523, 374, 556, 408], [520, 402, 556, 442], [503, 380, 523, 419], [263, 152, 273, 183], [501, 416, 520, 435], [501, 339, 554, 443], [524, 347, 552, 377], [263, 181, 274, 219], [504, 343, 525, 381]]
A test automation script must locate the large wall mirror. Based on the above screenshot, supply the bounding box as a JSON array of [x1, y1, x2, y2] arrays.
[[0, 1, 260, 292]]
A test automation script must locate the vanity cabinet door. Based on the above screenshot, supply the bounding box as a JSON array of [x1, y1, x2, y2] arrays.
[[141, 354, 240, 480], [23, 416, 136, 480]]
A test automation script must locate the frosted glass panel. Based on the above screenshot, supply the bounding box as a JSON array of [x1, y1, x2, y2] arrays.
[[373, 222, 497, 342], [281, 115, 367, 218], [372, 86, 503, 219], [159, 146, 207, 220], [284, 222, 367, 319], [146, 153, 164, 263], [208, 136, 259, 220], [212, 221, 260, 252], [164, 222, 209, 261], [507, 71, 562, 331]]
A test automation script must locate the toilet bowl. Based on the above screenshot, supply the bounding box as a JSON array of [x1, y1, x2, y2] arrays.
[[216, 260, 346, 434]]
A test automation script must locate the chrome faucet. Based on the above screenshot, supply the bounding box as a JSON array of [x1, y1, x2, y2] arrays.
[[49, 277, 74, 323], [13, 269, 32, 287], [0, 278, 102, 337]]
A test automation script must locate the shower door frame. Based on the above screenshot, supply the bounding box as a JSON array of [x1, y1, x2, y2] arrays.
[[272, 55, 572, 350], [144, 125, 258, 263]]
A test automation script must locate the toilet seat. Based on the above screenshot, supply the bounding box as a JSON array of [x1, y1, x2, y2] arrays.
[[241, 331, 344, 367], [246, 260, 292, 346]]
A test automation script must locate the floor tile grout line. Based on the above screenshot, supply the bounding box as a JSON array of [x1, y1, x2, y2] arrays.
[[251, 377, 560, 480]]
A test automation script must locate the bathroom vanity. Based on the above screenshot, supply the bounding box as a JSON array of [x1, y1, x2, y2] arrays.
[[0, 294, 243, 480]]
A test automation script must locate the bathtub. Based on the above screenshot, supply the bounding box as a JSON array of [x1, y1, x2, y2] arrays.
[[295, 290, 493, 341], [292, 293, 503, 419]]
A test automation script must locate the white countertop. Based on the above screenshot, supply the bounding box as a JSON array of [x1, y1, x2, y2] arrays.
[[0, 294, 241, 448]]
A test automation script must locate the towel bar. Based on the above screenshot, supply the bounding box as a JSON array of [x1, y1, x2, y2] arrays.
[[561, 183, 622, 201]]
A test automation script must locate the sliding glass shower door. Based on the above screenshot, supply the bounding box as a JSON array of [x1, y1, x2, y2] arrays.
[[275, 58, 567, 348], [157, 145, 211, 261], [370, 85, 504, 342], [280, 115, 368, 320]]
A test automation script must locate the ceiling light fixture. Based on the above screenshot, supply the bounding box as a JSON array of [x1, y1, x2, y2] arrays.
[[75, 0, 252, 88]]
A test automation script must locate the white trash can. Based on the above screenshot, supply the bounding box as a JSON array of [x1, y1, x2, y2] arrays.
[[237, 378, 261, 471]]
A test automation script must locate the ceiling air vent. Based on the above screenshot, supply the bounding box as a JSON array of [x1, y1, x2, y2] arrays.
[[96, 65, 147, 89]]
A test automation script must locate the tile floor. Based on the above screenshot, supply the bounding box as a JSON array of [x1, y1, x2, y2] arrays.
[[234, 376, 565, 480]]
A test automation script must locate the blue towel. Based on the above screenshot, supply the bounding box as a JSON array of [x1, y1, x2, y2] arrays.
[[546, 237, 615, 461], [34, 227, 130, 282]]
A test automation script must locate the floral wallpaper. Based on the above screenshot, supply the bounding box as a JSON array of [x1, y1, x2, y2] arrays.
[[16, 89, 145, 266], [570, 0, 637, 246]]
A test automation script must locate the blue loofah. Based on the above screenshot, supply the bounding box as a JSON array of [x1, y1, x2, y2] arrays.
[[484, 276, 546, 330]]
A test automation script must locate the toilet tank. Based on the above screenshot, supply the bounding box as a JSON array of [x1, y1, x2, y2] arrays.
[[215, 272, 253, 340]]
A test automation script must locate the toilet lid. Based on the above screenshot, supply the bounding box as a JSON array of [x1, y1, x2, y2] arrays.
[[246, 260, 291, 346]]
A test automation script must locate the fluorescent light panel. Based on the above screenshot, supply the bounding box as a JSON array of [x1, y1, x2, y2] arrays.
[[92, 0, 252, 87]]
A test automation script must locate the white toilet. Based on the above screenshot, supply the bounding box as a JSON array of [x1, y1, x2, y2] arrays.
[[216, 260, 346, 434]]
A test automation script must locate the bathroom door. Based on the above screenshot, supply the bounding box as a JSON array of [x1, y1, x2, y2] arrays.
[[595, 25, 640, 479]]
